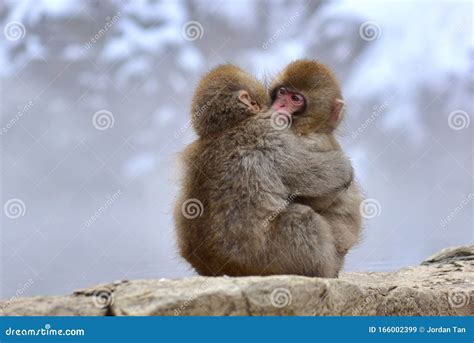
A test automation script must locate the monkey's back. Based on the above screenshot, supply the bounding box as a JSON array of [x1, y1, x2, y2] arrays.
[[174, 115, 292, 275]]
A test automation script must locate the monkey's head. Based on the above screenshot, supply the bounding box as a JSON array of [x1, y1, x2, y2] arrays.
[[191, 64, 268, 137], [270, 59, 344, 134]]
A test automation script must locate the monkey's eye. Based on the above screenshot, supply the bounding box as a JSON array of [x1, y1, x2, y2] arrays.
[[277, 87, 287, 96], [291, 94, 304, 103]]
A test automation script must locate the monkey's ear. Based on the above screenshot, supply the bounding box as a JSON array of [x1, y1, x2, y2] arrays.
[[329, 99, 345, 126], [237, 90, 260, 113]]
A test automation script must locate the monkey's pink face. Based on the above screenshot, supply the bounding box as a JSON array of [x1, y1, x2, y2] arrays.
[[272, 86, 305, 115]]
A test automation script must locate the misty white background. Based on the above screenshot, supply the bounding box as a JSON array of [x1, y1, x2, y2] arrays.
[[1, 0, 472, 298]]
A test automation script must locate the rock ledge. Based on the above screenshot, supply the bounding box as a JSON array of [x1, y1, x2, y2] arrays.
[[1, 246, 473, 316]]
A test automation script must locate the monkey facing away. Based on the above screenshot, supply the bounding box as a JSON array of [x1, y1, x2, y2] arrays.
[[269, 59, 363, 268], [174, 64, 354, 277]]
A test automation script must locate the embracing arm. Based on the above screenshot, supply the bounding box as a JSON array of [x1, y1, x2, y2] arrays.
[[277, 142, 354, 198]]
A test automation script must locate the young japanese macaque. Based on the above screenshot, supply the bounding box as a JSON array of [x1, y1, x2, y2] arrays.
[[174, 64, 354, 277], [269, 59, 363, 269]]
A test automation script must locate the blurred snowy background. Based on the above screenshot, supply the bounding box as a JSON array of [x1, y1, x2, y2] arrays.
[[1, 0, 472, 298]]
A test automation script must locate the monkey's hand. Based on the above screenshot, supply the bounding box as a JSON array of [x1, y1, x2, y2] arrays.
[[282, 151, 354, 198]]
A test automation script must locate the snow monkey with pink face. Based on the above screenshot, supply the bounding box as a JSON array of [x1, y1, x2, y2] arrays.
[[174, 61, 360, 277], [270, 59, 363, 271]]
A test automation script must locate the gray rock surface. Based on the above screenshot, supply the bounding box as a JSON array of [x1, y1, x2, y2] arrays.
[[1, 246, 473, 316]]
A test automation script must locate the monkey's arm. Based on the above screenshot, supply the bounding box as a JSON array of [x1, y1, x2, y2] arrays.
[[278, 149, 354, 198]]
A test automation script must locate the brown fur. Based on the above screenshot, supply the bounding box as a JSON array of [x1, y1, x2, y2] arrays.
[[271, 59, 343, 134], [174, 64, 354, 277], [191, 65, 267, 137], [270, 59, 363, 270]]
